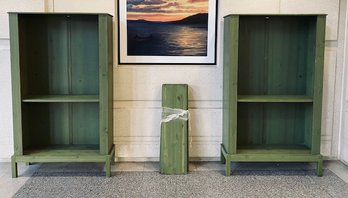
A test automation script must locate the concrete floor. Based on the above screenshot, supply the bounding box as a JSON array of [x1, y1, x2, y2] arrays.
[[1, 161, 348, 198]]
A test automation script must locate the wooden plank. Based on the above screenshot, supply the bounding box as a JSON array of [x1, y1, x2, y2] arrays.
[[267, 16, 309, 95], [238, 16, 266, 95], [230, 153, 322, 162], [23, 145, 99, 155], [311, 16, 326, 155], [264, 103, 304, 146], [9, 13, 23, 156], [72, 103, 99, 145], [98, 14, 113, 155], [22, 95, 99, 102], [104, 15, 115, 155], [21, 15, 50, 95], [237, 148, 310, 155], [237, 103, 263, 146], [160, 84, 188, 174], [238, 95, 313, 102], [49, 103, 70, 144], [237, 144, 310, 150], [223, 16, 239, 154], [15, 155, 108, 162], [47, 15, 69, 95], [70, 15, 99, 95]]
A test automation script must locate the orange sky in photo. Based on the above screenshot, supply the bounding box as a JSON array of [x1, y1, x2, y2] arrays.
[[127, 0, 209, 22]]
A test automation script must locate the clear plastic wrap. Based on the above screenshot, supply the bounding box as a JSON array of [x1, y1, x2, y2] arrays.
[[161, 107, 189, 123]]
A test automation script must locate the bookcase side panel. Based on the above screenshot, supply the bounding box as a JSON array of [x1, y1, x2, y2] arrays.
[[98, 14, 113, 154], [311, 16, 326, 154], [9, 13, 23, 155], [222, 16, 238, 154]]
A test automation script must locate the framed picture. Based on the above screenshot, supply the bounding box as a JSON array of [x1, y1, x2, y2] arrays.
[[118, 0, 218, 65]]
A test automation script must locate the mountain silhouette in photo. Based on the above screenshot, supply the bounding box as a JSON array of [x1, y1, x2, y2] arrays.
[[171, 13, 208, 25]]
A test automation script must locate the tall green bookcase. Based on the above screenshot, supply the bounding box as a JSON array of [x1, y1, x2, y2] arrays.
[[221, 15, 326, 176], [9, 13, 114, 177]]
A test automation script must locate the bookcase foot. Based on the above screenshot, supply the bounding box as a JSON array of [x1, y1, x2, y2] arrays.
[[221, 144, 231, 175], [316, 160, 323, 177], [105, 145, 115, 177], [11, 156, 17, 178], [105, 158, 111, 177], [225, 161, 231, 176], [221, 149, 226, 164]]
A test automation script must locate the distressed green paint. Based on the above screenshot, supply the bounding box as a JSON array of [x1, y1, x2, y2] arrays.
[[222, 15, 325, 176], [238, 95, 313, 103], [70, 15, 99, 95], [160, 84, 188, 174], [72, 103, 99, 145], [222, 16, 238, 155], [311, 16, 326, 155], [99, 14, 114, 156], [22, 95, 99, 102], [10, 13, 114, 178], [9, 13, 23, 156]]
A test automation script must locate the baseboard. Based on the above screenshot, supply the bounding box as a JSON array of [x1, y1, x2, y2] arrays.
[[114, 157, 220, 162]]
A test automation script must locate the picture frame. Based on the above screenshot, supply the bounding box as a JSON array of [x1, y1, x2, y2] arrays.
[[118, 0, 218, 65]]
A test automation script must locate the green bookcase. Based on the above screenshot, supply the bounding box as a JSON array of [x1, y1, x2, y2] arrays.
[[9, 13, 114, 177], [221, 15, 326, 176]]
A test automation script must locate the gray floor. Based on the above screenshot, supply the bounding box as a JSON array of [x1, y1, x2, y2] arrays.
[[1, 161, 348, 198]]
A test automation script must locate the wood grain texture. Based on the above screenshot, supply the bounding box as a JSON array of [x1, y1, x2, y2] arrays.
[[222, 16, 239, 155], [9, 13, 23, 156], [311, 16, 326, 155], [160, 84, 188, 174]]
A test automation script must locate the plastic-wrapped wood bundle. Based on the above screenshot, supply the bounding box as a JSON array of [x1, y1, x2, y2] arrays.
[[160, 84, 189, 174]]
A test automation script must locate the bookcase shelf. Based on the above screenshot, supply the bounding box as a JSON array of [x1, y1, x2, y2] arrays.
[[237, 95, 313, 103], [221, 15, 325, 176], [9, 13, 114, 177], [22, 95, 99, 102]]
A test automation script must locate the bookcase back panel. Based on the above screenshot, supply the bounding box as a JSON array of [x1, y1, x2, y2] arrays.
[[72, 103, 99, 144], [238, 17, 267, 95], [22, 103, 99, 148], [18, 15, 99, 96], [238, 16, 316, 96], [18, 15, 51, 96], [237, 103, 312, 148], [70, 15, 99, 94]]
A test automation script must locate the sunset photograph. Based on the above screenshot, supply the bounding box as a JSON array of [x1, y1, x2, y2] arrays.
[[125, 0, 212, 57], [127, 0, 209, 22]]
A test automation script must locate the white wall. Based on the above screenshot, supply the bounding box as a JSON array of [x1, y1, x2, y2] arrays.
[[339, 0, 348, 165], [0, 0, 344, 161]]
